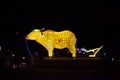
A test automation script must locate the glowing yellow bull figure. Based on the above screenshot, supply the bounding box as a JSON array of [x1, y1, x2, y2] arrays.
[[26, 29, 77, 57]]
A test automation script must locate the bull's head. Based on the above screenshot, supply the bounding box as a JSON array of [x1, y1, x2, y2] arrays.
[[26, 28, 45, 40], [26, 29, 42, 40]]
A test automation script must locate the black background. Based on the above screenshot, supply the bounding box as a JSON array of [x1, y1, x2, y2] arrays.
[[0, 0, 120, 49], [0, 1, 120, 80]]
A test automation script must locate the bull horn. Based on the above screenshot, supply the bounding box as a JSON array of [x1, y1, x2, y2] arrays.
[[39, 28, 45, 35], [39, 28, 45, 31], [42, 28, 45, 31]]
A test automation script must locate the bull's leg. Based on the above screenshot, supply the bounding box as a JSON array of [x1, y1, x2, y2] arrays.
[[67, 38, 76, 57], [48, 48, 54, 57], [68, 46, 76, 58], [46, 45, 54, 57], [44, 41, 54, 57]]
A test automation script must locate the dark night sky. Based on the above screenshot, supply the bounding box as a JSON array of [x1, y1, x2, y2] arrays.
[[0, 0, 120, 49]]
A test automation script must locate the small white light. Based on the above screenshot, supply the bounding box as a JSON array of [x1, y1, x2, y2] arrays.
[[22, 57, 26, 59], [12, 54, 15, 57], [103, 53, 107, 56], [81, 48, 87, 52], [112, 58, 114, 61]]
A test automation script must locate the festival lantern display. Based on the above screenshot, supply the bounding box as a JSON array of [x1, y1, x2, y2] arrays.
[[26, 29, 77, 57]]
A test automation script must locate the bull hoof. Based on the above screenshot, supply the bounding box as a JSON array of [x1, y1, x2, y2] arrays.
[[72, 55, 76, 58], [48, 55, 53, 58]]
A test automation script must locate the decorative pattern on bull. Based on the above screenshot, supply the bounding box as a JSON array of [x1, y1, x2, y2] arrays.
[[26, 29, 77, 57]]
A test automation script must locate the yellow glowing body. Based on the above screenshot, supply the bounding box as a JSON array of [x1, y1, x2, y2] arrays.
[[26, 29, 76, 57]]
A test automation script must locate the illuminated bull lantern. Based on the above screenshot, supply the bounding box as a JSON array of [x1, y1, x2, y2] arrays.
[[26, 29, 77, 57]]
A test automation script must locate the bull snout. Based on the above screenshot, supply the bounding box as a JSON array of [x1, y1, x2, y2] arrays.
[[25, 36, 28, 40], [25, 36, 34, 40]]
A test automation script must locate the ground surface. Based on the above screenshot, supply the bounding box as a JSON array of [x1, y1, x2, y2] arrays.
[[0, 57, 120, 80]]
